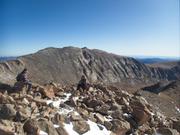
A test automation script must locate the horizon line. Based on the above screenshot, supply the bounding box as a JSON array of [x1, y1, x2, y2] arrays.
[[0, 46, 180, 59]]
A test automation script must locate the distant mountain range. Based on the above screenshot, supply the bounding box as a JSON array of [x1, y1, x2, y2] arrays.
[[0, 56, 17, 62], [136, 58, 179, 64]]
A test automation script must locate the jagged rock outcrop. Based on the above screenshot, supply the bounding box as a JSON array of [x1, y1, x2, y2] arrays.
[[0, 47, 179, 85]]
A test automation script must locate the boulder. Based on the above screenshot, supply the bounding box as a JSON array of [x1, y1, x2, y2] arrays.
[[52, 113, 65, 125], [156, 128, 179, 135], [111, 119, 130, 135], [0, 126, 14, 135], [0, 120, 15, 135], [0, 93, 15, 104], [69, 97, 77, 107], [56, 91, 64, 97], [130, 97, 152, 125], [172, 119, 180, 132], [111, 110, 123, 120], [72, 120, 90, 134], [77, 107, 89, 119], [84, 98, 103, 108], [14, 122, 25, 135], [104, 121, 113, 130], [0, 104, 16, 120], [70, 113, 83, 121], [56, 127, 69, 135], [23, 119, 39, 135], [41, 107, 53, 120], [17, 106, 32, 120], [37, 118, 59, 135], [39, 85, 55, 99], [95, 104, 111, 115], [94, 113, 105, 124], [116, 97, 129, 106], [132, 107, 151, 126]]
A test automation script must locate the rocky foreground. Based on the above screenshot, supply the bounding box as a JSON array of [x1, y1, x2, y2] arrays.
[[0, 82, 179, 135]]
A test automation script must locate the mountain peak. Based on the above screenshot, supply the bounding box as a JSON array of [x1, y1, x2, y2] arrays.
[[0, 47, 179, 86]]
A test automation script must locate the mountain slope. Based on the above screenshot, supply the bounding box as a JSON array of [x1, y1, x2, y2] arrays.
[[0, 47, 179, 85]]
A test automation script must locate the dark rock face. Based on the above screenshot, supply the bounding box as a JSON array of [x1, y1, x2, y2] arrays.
[[0, 47, 179, 85]]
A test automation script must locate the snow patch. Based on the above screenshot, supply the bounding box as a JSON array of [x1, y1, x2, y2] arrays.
[[46, 93, 72, 108], [63, 93, 72, 102], [84, 120, 111, 135], [123, 113, 129, 117], [64, 120, 111, 135], [58, 106, 74, 115], [175, 106, 180, 113], [104, 115, 113, 121], [39, 130, 48, 135], [74, 111, 80, 116], [53, 124, 60, 128], [64, 122, 79, 135]]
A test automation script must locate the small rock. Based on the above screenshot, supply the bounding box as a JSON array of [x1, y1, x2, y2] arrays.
[[70, 113, 83, 121], [89, 112, 97, 122], [104, 121, 113, 130], [94, 113, 105, 124], [52, 113, 65, 125], [95, 104, 111, 115]]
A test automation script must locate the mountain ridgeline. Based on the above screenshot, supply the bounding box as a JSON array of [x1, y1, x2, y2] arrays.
[[0, 47, 179, 85]]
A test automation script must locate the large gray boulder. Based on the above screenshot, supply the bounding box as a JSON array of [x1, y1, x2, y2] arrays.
[[0, 104, 16, 120]]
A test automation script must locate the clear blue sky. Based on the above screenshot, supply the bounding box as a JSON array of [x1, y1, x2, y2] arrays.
[[0, 0, 179, 57]]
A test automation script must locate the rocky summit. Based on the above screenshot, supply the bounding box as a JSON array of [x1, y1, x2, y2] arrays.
[[0, 81, 179, 135]]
